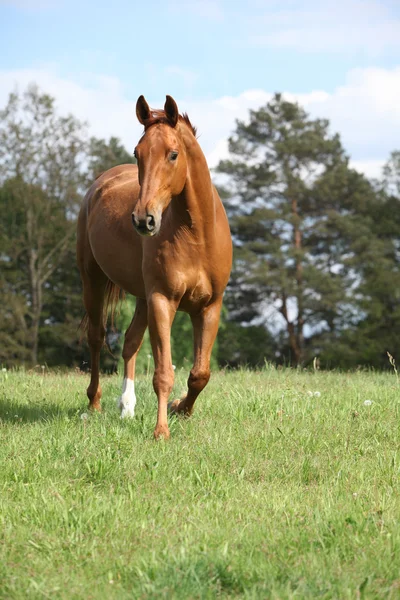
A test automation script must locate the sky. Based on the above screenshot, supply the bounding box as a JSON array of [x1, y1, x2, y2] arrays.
[[1, 0, 400, 178]]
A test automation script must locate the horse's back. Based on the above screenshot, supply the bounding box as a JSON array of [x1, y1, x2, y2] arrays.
[[77, 164, 145, 297], [84, 164, 139, 213]]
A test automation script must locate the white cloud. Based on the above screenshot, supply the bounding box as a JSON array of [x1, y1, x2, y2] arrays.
[[302, 67, 400, 161], [0, 66, 141, 153], [349, 159, 385, 180], [1, 65, 399, 179], [187, 67, 400, 176], [250, 0, 400, 55]]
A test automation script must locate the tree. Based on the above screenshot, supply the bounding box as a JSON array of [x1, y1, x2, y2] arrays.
[[217, 94, 379, 366], [0, 84, 88, 365], [86, 136, 136, 182], [0, 85, 137, 368], [335, 150, 400, 369], [217, 321, 276, 368], [383, 151, 400, 197]]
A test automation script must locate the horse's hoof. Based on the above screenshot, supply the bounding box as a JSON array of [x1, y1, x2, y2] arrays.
[[117, 396, 136, 419], [168, 398, 193, 417], [120, 406, 135, 418], [168, 399, 182, 414], [153, 425, 170, 440]]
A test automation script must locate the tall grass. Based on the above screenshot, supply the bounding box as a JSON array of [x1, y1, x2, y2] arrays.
[[0, 366, 399, 598]]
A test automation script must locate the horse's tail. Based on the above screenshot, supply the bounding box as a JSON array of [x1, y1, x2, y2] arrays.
[[103, 279, 125, 330], [79, 279, 125, 338]]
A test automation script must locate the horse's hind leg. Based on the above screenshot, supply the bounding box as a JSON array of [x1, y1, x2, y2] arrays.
[[82, 272, 108, 411], [170, 298, 222, 416], [117, 297, 148, 418]]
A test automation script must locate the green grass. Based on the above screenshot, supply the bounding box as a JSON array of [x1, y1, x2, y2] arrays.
[[0, 366, 400, 599]]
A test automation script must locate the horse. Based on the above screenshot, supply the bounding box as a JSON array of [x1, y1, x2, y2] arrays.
[[77, 95, 232, 439]]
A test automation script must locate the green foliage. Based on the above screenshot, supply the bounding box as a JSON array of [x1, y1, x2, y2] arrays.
[[334, 150, 400, 369], [218, 322, 276, 367], [217, 93, 393, 368], [1, 368, 399, 598], [114, 295, 152, 374], [383, 150, 400, 196], [171, 311, 194, 368], [0, 86, 137, 369], [86, 136, 136, 183], [0, 86, 87, 366], [114, 296, 217, 373]]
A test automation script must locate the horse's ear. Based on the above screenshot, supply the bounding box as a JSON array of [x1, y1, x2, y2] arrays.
[[164, 95, 179, 127], [136, 95, 151, 125]]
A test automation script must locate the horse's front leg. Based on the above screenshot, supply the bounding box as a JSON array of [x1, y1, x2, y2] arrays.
[[170, 298, 222, 417], [148, 293, 176, 440]]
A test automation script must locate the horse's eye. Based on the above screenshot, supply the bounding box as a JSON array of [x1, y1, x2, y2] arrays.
[[169, 151, 178, 162], [134, 148, 138, 159]]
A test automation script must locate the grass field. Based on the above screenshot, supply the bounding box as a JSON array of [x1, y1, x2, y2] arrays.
[[0, 366, 399, 599]]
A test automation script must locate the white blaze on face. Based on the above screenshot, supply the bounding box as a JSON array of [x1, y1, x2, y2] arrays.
[[117, 378, 136, 418]]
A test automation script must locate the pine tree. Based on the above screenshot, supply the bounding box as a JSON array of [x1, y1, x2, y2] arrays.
[[217, 94, 379, 366]]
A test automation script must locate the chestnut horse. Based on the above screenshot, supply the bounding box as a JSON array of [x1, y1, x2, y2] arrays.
[[77, 95, 232, 439]]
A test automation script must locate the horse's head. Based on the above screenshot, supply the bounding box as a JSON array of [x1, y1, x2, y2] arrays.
[[132, 95, 188, 237]]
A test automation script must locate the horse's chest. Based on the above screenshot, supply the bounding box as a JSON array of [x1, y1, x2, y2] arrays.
[[143, 244, 213, 308], [179, 271, 213, 311]]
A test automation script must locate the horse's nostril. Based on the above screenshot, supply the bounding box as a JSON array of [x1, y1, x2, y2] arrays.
[[146, 214, 155, 230], [132, 212, 156, 234]]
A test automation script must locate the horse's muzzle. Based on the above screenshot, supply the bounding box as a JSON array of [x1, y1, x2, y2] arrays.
[[132, 212, 158, 236]]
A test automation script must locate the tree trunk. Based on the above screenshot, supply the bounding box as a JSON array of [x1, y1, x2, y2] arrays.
[[26, 199, 42, 366], [280, 293, 302, 366], [28, 246, 42, 365], [292, 197, 304, 365]]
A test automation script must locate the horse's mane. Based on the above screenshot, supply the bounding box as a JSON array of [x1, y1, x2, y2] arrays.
[[141, 109, 197, 137]]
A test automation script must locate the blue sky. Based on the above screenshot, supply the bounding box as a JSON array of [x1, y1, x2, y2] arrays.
[[1, 0, 400, 176]]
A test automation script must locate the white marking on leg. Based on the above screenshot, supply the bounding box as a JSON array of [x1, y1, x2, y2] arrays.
[[117, 378, 136, 418]]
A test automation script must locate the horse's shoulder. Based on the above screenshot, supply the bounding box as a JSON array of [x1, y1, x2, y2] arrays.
[[99, 163, 138, 181]]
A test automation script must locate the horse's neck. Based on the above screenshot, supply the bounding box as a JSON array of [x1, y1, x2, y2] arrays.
[[176, 130, 216, 239]]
